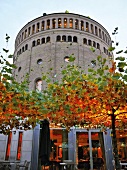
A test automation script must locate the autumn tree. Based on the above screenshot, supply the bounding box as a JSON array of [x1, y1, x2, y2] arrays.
[[0, 35, 47, 134], [39, 49, 127, 170]]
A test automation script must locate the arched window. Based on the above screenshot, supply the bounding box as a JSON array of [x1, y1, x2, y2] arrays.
[[37, 39, 40, 45], [62, 35, 66, 42], [47, 20, 50, 29], [105, 34, 107, 43], [75, 19, 79, 29], [24, 29, 27, 39], [81, 21, 84, 31], [32, 40, 36, 47], [73, 36, 77, 43], [32, 25, 35, 34], [97, 43, 100, 49], [93, 41, 96, 48], [22, 32, 24, 41], [52, 19, 56, 29], [95, 26, 98, 36], [18, 67, 21, 72], [86, 22, 89, 32], [88, 40, 92, 46], [83, 38, 87, 45], [22, 46, 24, 52], [56, 35, 61, 42], [99, 29, 102, 38], [46, 36, 50, 43], [64, 56, 70, 62], [68, 36, 72, 42], [37, 59, 42, 65], [102, 31, 105, 40], [25, 44, 28, 51], [19, 49, 21, 55], [42, 21, 45, 31], [64, 18, 67, 28], [42, 38, 45, 44], [58, 18, 61, 28], [35, 79, 43, 91], [91, 24, 94, 34], [36, 23, 40, 32], [28, 27, 31, 36], [69, 18, 73, 28]]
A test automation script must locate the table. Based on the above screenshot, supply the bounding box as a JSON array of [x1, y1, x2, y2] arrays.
[[0, 160, 20, 170], [60, 162, 77, 170]]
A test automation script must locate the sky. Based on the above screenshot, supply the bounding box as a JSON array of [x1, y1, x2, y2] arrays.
[[0, 0, 127, 61]]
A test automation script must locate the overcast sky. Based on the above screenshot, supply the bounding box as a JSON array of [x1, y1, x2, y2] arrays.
[[0, 0, 127, 60]]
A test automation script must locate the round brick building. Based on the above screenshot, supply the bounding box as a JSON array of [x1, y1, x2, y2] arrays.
[[13, 12, 112, 90]]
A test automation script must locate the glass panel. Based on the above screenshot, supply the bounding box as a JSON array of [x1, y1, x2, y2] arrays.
[[17, 132, 23, 160], [116, 130, 127, 162], [91, 132, 105, 170], [76, 132, 90, 170], [5, 132, 12, 160], [50, 129, 68, 162]]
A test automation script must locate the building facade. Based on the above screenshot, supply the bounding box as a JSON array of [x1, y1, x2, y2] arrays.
[[13, 12, 112, 90], [2, 12, 126, 170]]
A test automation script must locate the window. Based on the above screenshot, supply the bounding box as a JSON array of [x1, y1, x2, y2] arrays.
[[37, 59, 42, 65], [58, 18, 61, 28], [81, 21, 84, 31], [93, 41, 96, 48], [35, 79, 43, 91], [62, 35, 66, 42], [42, 38, 45, 44], [5, 132, 12, 160], [17, 132, 23, 160], [64, 56, 70, 62], [64, 18, 67, 28], [28, 27, 31, 36], [69, 18, 73, 28], [25, 44, 28, 51], [75, 19, 79, 29], [56, 35, 61, 42], [99, 29, 102, 38], [52, 19, 56, 29], [22, 46, 24, 52], [95, 26, 98, 36], [91, 24, 94, 34], [37, 39, 40, 45], [88, 40, 92, 46], [83, 38, 87, 45], [86, 22, 89, 32], [68, 36, 72, 42], [36, 22, 40, 32], [32, 40, 36, 47], [47, 20, 50, 29], [73, 36, 77, 43], [32, 25, 35, 34], [102, 31, 105, 40], [46, 36, 50, 43], [22, 32, 24, 41], [97, 43, 100, 49], [24, 29, 27, 39], [42, 21, 45, 30], [18, 67, 21, 72]]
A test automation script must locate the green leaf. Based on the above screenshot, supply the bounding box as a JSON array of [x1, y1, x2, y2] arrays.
[[108, 47, 115, 52], [3, 48, 9, 53], [115, 57, 125, 61], [90, 47, 95, 52], [8, 54, 13, 58], [122, 75, 127, 82], [124, 50, 127, 54], [116, 50, 123, 54], [69, 56, 75, 62], [117, 62, 127, 68]]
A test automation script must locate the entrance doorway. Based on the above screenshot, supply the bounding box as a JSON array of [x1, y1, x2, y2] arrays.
[[76, 130, 106, 170]]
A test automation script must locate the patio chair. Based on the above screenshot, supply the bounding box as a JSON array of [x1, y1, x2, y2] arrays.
[[15, 160, 30, 170]]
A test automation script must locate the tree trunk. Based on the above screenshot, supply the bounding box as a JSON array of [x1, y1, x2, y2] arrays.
[[111, 112, 121, 170]]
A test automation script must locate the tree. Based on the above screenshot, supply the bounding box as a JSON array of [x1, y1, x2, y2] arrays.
[[40, 53, 127, 170], [0, 35, 47, 134]]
